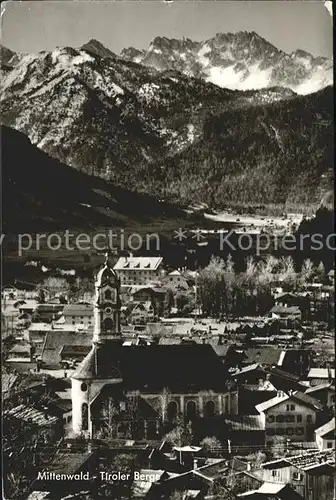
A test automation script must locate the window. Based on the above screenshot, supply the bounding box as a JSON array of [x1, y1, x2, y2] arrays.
[[276, 428, 285, 435], [103, 317, 114, 331], [167, 401, 178, 421], [285, 415, 295, 423], [286, 404, 290, 411], [297, 415, 302, 423], [290, 404, 295, 411], [296, 427, 304, 435], [293, 472, 302, 481], [186, 401, 197, 422], [266, 428, 275, 436], [67, 415, 72, 423], [276, 415, 285, 423], [105, 290, 112, 300], [327, 442, 333, 448], [81, 383, 87, 392], [331, 395, 335, 403], [205, 400, 215, 418], [271, 470, 280, 477], [307, 414, 313, 423], [82, 403, 88, 431], [286, 428, 294, 435]]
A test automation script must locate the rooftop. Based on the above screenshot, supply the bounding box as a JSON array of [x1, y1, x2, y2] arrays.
[[262, 449, 335, 472], [233, 363, 261, 376], [238, 482, 303, 499], [243, 348, 280, 366], [315, 418, 335, 437], [270, 305, 301, 315], [224, 414, 265, 431], [308, 368, 335, 379], [4, 404, 58, 426], [63, 304, 94, 316], [114, 256, 163, 271], [41, 330, 92, 368], [71, 343, 230, 392], [256, 390, 324, 413], [305, 383, 334, 394], [131, 469, 166, 497]]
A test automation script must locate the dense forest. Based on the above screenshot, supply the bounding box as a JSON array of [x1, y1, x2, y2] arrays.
[[152, 86, 333, 208]]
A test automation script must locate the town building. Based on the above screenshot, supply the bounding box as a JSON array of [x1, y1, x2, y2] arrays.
[[256, 391, 324, 445], [270, 305, 302, 326], [164, 270, 190, 291], [274, 293, 310, 320], [121, 301, 155, 326], [32, 303, 65, 323], [62, 303, 94, 326], [327, 269, 334, 286], [305, 383, 335, 409], [314, 418, 335, 451], [307, 368, 335, 386], [259, 449, 335, 500], [114, 256, 164, 286]]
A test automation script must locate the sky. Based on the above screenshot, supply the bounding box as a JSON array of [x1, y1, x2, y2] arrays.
[[0, 0, 333, 58]]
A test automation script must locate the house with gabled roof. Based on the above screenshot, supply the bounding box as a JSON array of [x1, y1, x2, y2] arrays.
[[62, 303, 93, 327], [257, 449, 335, 500], [256, 390, 324, 444], [305, 383, 335, 408], [315, 418, 335, 451], [237, 482, 303, 499], [307, 368, 335, 386]]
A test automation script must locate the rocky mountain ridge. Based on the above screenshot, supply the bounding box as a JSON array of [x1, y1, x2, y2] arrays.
[[120, 31, 332, 94]]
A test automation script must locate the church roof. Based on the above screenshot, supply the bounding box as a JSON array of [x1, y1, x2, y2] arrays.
[[72, 342, 230, 391], [96, 263, 119, 288], [71, 345, 123, 381]]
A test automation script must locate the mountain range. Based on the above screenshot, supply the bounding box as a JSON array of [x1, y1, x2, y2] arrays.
[[121, 32, 332, 94], [0, 34, 333, 211]]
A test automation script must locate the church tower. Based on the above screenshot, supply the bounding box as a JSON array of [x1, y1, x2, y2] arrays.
[[71, 252, 123, 437], [93, 251, 121, 344]]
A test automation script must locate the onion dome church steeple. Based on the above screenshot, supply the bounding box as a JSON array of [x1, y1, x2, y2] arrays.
[[93, 251, 121, 344], [71, 251, 123, 436]]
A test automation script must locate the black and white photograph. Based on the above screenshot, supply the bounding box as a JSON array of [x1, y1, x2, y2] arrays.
[[1, 1, 334, 499]]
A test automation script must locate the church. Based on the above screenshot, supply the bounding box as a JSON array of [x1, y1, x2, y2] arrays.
[[71, 255, 238, 440]]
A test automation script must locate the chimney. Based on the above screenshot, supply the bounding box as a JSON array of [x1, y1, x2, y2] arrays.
[[247, 462, 251, 471], [193, 459, 198, 470]]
